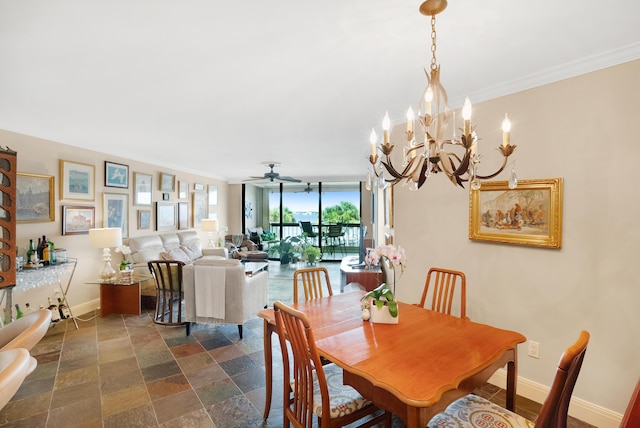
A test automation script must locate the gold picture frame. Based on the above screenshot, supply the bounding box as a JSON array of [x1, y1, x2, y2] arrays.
[[17, 172, 55, 223], [469, 178, 563, 249]]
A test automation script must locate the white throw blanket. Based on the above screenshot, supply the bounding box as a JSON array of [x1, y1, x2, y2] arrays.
[[194, 265, 226, 319]]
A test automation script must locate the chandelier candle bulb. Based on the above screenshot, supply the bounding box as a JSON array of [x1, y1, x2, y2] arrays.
[[406, 106, 414, 134], [382, 112, 391, 144], [502, 114, 511, 147], [425, 86, 433, 116], [462, 97, 472, 135], [369, 129, 377, 158]]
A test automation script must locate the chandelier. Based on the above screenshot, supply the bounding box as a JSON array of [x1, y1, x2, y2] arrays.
[[367, 0, 517, 191]]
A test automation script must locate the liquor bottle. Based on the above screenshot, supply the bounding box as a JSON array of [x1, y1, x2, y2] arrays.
[[36, 237, 43, 261], [14, 304, 23, 319], [57, 297, 71, 319], [48, 297, 61, 322], [42, 241, 50, 266], [48, 240, 56, 265], [3, 308, 10, 324], [38, 235, 47, 262], [25, 302, 34, 314], [27, 239, 37, 264]]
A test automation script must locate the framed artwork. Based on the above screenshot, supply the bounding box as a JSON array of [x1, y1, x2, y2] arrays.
[[469, 178, 564, 249], [194, 183, 205, 191], [104, 161, 129, 188], [137, 210, 151, 230], [192, 192, 207, 228], [62, 205, 95, 235], [384, 185, 394, 228], [156, 202, 177, 231], [208, 185, 218, 205], [160, 172, 175, 192], [178, 202, 189, 229], [60, 160, 95, 201], [133, 172, 152, 206], [16, 172, 55, 223], [179, 181, 188, 199], [103, 193, 129, 238]]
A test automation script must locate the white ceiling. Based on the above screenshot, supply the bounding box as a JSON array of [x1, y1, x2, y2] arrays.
[[1, 1, 639, 184]]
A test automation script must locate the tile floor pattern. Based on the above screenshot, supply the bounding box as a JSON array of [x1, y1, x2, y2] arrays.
[[0, 261, 596, 427]]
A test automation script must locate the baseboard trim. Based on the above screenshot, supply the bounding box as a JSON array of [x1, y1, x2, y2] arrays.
[[70, 298, 100, 321], [488, 370, 622, 428]]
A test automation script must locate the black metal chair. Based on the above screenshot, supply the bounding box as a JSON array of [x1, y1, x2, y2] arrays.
[[147, 260, 191, 336], [299, 221, 318, 244], [324, 224, 346, 256]]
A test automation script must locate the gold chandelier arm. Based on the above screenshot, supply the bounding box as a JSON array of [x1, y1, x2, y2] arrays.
[[474, 154, 509, 180]]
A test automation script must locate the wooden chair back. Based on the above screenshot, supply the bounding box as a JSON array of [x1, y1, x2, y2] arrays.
[[621, 378, 640, 428], [534, 330, 590, 428], [293, 267, 333, 303], [274, 301, 330, 427], [147, 260, 190, 335], [419, 267, 467, 318]]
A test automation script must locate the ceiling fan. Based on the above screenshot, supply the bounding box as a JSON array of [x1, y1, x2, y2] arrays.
[[245, 162, 302, 183]]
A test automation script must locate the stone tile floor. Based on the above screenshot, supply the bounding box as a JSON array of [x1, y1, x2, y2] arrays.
[[0, 261, 595, 427]]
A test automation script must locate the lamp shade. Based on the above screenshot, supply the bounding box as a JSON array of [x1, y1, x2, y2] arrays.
[[201, 219, 219, 232], [89, 227, 123, 248]]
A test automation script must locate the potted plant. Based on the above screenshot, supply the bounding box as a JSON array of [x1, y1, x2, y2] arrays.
[[360, 283, 398, 324], [303, 245, 322, 265]]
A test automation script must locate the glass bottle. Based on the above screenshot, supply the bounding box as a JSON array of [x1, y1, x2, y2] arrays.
[[26, 239, 37, 264], [48, 297, 61, 322], [15, 304, 23, 319]]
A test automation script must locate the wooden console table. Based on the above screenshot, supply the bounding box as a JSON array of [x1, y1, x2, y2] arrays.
[[340, 256, 382, 292], [89, 275, 152, 317]]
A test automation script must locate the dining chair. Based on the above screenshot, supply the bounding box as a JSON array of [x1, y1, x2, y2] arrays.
[[417, 267, 467, 318], [273, 301, 390, 428], [293, 267, 333, 303], [427, 330, 590, 428], [621, 378, 640, 428], [0, 309, 52, 352], [147, 260, 191, 336]]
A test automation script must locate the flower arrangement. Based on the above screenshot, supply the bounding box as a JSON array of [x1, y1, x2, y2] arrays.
[[115, 245, 132, 270], [364, 244, 407, 273]]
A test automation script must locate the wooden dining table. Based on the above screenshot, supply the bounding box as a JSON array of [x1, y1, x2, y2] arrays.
[[258, 291, 526, 428]]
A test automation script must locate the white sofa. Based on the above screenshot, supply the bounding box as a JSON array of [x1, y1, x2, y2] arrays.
[[182, 258, 268, 339], [127, 230, 228, 307], [127, 230, 268, 338]]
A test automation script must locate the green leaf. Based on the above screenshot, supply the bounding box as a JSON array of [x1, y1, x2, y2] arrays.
[[387, 301, 398, 318]]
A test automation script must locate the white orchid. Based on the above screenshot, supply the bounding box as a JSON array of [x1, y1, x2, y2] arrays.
[[365, 244, 407, 273]]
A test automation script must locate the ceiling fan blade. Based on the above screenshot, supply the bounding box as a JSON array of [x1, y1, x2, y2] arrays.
[[278, 176, 302, 183], [243, 176, 267, 182]]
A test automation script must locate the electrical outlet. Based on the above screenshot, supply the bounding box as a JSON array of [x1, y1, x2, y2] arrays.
[[528, 340, 540, 359]]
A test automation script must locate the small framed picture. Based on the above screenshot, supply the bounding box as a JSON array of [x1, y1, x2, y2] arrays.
[[133, 172, 152, 206], [178, 180, 188, 199], [104, 161, 129, 188], [137, 209, 151, 230], [103, 193, 129, 238], [17, 172, 55, 223], [178, 202, 189, 229], [156, 202, 177, 231], [62, 205, 95, 235], [208, 185, 218, 206], [160, 172, 175, 192], [192, 192, 207, 228], [60, 160, 95, 201], [194, 183, 205, 191]]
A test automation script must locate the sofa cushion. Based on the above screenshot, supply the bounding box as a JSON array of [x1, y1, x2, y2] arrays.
[[129, 235, 165, 264], [181, 242, 203, 261], [160, 233, 181, 251], [160, 248, 190, 263]]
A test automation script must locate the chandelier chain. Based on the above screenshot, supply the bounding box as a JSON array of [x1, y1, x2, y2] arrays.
[[430, 15, 438, 71]]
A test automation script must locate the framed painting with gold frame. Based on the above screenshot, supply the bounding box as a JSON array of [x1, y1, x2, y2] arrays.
[[469, 178, 563, 248], [17, 172, 55, 223]]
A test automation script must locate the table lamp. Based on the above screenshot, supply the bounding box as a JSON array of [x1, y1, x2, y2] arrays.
[[201, 219, 219, 247], [89, 227, 123, 280]]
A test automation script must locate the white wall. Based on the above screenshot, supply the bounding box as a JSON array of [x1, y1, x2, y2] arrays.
[[388, 60, 640, 421], [0, 129, 228, 315]]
